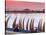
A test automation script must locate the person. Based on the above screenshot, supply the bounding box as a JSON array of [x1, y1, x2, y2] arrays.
[[13, 24, 19, 32]]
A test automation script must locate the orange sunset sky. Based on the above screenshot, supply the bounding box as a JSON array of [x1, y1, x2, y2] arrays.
[[6, 0, 45, 11]]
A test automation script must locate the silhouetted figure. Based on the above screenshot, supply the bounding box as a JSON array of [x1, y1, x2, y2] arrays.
[[19, 18, 22, 30], [38, 19, 42, 32], [30, 19, 34, 32], [26, 19, 29, 32], [43, 22, 45, 32], [23, 18, 25, 30], [13, 17, 17, 32], [34, 27, 38, 33], [38, 19, 45, 32], [13, 24, 19, 32], [5, 16, 10, 29]]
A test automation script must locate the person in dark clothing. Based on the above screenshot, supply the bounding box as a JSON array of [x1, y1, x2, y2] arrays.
[[13, 24, 19, 32]]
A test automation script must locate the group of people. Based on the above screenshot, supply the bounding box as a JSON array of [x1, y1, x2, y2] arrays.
[[5, 16, 45, 33]]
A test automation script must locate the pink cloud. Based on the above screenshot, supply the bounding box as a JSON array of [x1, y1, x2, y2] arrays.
[[6, 1, 45, 11]]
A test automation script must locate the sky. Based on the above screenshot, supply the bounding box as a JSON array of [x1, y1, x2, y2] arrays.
[[6, 0, 45, 11], [6, 0, 45, 2]]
